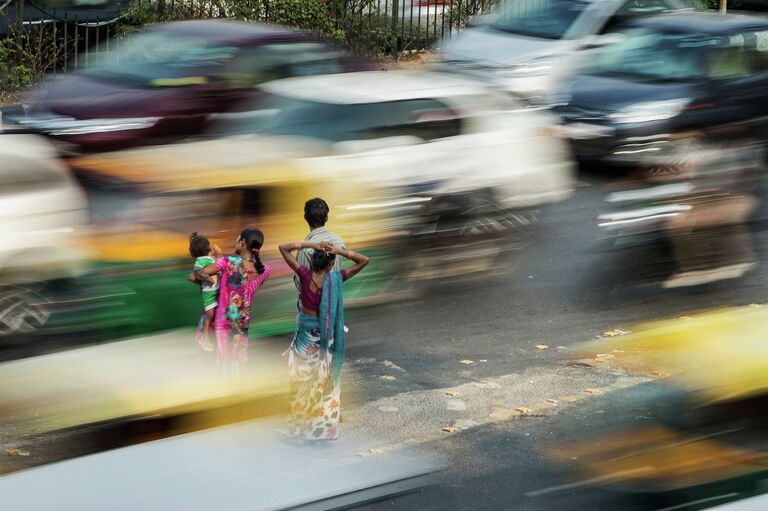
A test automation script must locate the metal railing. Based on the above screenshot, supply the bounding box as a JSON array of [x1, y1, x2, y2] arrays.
[[0, 0, 500, 81]]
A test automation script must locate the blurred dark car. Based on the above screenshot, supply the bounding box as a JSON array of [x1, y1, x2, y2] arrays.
[[553, 12, 768, 167], [13, 20, 370, 152]]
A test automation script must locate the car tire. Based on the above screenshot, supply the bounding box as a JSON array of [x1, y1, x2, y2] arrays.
[[0, 285, 51, 341]]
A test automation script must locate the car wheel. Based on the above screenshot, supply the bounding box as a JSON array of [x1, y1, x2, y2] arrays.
[[0, 286, 51, 338]]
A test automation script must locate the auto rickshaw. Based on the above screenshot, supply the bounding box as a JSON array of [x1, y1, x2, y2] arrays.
[[545, 307, 768, 510], [53, 144, 402, 343]]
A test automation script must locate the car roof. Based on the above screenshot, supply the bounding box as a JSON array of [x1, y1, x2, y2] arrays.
[[156, 20, 305, 44], [258, 71, 489, 104], [632, 11, 768, 34]]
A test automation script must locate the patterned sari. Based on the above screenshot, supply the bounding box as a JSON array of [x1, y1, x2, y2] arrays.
[[286, 270, 345, 440], [200, 256, 271, 377]]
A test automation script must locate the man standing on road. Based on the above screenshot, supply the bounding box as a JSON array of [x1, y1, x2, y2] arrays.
[[294, 198, 346, 294]]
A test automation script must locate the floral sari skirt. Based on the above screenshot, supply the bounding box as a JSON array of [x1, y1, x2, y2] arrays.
[[286, 314, 341, 440]]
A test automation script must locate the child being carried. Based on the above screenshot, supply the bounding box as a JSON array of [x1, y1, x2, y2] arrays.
[[189, 232, 221, 352]]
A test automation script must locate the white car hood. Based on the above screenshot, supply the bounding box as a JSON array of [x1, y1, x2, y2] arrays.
[[441, 27, 568, 67]]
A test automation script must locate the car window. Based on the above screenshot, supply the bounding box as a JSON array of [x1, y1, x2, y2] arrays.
[[707, 30, 768, 80], [491, 0, 591, 40], [358, 99, 463, 141], [86, 31, 238, 86], [223, 42, 343, 88], [600, 0, 676, 34], [213, 94, 462, 142], [589, 28, 714, 81]]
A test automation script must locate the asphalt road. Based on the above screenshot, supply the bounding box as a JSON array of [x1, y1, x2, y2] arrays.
[[328, 175, 768, 510], [2, 176, 767, 509]]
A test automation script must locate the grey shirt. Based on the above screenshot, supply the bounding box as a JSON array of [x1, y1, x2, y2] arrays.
[[294, 226, 346, 292]]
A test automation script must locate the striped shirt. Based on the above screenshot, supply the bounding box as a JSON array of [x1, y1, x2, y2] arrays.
[[294, 226, 346, 292]]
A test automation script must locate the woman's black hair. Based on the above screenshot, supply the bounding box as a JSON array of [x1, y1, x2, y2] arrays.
[[311, 250, 336, 272], [189, 232, 211, 258], [240, 227, 265, 274]]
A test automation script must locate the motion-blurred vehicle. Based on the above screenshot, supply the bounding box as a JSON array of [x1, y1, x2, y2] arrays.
[[129, 70, 574, 280], [61, 71, 573, 337], [438, 0, 702, 104], [589, 139, 765, 290], [543, 306, 768, 510], [0, 330, 438, 510], [66, 137, 398, 341], [10, 20, 368, 153], [554, 12, 768, 165], [0, 134, 88, 343]]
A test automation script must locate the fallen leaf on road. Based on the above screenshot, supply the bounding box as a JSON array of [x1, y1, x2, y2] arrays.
[[602, 331, 618, 337], [679, 316, 693, 321], [546, 399, 560, 405], [5, 448, 30, 457], [583, 388, 601, 395], [515, 407, 532, 414], [534, 345, 549, 350], [445, 391, 460, 397], [459, 360, 475, 365], [379, 375, 397, 381], [489, 408, 516, 420], [442, 427, 459, 433]]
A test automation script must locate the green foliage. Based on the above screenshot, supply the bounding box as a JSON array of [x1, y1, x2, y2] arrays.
[[0, 29, 67, 91]]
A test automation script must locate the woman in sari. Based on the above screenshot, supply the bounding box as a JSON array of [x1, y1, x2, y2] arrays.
[[190, 227, 271, 376], [278, 240, 369, 440]]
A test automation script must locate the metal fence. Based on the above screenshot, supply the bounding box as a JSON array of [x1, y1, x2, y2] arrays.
[[0, 0, 500, 81]]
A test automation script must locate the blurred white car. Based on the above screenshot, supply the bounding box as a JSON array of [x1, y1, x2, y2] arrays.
[[438, 0, 702, 103], [218, 70, 575, 212], [0, 134, 88, 336]]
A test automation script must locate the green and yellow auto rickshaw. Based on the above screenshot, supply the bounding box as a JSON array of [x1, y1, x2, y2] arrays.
[[52, 144, 401, 342]]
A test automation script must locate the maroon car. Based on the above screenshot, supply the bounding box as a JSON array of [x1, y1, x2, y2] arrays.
[[18, 20, 370, 153]]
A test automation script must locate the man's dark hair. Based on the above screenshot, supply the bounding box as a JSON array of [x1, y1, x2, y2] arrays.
[[304, 198, 330, 229]]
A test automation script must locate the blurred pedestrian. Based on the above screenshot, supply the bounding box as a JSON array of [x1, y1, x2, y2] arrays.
[[189, 227, 271, 376], [279, 240, 369, 440]]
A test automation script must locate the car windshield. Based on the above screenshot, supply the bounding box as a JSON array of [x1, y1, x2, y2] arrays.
[[587, 28, 722, 81], [213, 94, 445, 142], [491, 0, 592, 40], [84, 30, 238, 86]]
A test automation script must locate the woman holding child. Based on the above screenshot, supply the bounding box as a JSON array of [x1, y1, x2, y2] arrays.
[[189, 228, 271, 375]]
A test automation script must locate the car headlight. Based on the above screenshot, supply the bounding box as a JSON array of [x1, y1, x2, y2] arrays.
[[496, 57, 555, 78], [29, 117, 160, 136], [609, 99, 689, 124]]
